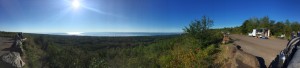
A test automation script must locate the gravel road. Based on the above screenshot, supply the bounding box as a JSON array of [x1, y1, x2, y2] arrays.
[[229, 34, 288, 66]]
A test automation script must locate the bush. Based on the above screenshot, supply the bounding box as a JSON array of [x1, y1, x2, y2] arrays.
[[183, 16, 221, 48], [23, 36, 45, 68]]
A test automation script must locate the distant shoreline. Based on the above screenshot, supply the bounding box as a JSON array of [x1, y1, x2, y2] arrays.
[[0, 31, 182, 37], [48, 32, 182, 37]]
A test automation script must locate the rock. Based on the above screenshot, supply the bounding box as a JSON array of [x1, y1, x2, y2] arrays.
[[222, 34, 230, 44], [1, 52, 25, 68], [218, 45, 261, 68], [233, 47, 261, 68]]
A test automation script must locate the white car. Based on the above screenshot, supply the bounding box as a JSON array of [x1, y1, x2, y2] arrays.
[[248, 33, 253, 37], [248, 33, 256, 37]]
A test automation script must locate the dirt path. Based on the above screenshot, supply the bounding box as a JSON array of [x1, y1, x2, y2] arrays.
[[0, 37, 15, 68], [229, 34, 288, 66], [0, 37, 13, 56]]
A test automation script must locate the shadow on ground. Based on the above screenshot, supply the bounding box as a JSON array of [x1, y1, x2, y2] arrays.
[[256, 56, 267, 68], [1, 48, 10, 51]]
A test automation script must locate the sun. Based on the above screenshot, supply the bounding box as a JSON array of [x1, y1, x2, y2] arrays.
[[72, 0, 80, 9]]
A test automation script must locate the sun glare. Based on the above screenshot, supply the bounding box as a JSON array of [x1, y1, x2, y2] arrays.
[[67, 32, 83, 35], [72, 0, 80, 9]]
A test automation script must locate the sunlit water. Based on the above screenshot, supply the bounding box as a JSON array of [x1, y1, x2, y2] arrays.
[[48, 32, 181, 37]]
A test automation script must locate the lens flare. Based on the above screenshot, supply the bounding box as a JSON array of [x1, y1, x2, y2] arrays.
[[72, 0, 80, 9]]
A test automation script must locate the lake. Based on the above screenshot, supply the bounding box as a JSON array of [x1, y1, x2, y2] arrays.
[[48, 32, 182, 37]]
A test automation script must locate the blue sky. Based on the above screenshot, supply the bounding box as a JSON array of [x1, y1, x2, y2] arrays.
[[0, 0, 300, 33]]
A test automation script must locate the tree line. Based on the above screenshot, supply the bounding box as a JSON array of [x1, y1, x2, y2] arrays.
[[225, 16, 300, 39]]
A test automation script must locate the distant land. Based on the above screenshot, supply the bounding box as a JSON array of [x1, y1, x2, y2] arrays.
[[45, 32, 182, 37]]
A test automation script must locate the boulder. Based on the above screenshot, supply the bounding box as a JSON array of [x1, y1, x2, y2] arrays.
[[217, 44, 261, 68], [1, 52, 25, 68]]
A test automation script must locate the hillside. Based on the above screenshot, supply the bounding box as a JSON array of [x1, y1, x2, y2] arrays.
[[0, 16, 227, 68], [0, 31, 223, 68]]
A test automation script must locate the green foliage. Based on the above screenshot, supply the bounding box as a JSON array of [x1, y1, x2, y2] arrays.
[[0, 19, 221, 68], [183, 16, 213, 38], [272, 22, 285, 36], [220, 26, 241, 34], [183, 16, 220, 48], [23, 33, 218, 68], [240, 17, 273, 35], [232, 16, 300, 39], [23, 36, 45, 68], [154, 36, 220, 68], [241, 20, 255, 34], [291, 22, 300, 32], [259, 16, 271, 28], [0, 31, 17, 38], [20, 34, 179, 68]]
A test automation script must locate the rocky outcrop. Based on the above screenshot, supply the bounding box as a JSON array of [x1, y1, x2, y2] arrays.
[[232, 45, 262, 68], [1, 52, 25, 68], [216, 44, 261, 68]]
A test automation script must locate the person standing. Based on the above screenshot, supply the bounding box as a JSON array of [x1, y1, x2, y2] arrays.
[[297, 31, 300, 37], [13, 33, 27, 57], [291, 31, 295, 39]]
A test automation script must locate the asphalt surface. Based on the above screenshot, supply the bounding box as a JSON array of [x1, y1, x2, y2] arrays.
[[229, 34, 288, 66]]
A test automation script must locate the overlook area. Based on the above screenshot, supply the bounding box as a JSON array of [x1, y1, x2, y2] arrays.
[[1, 0, 300, 68]]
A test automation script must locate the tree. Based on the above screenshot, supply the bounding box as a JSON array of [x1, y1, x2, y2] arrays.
[[269, 20, 276, 35], [183, 16, 214, 47], [260, 16, 270, 28], [284, 20, 292, 37], [291, 22, 300, 32], [249, 17, 259, 29], [240, 20, 254, 34], [273, 22, 285, 36]]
